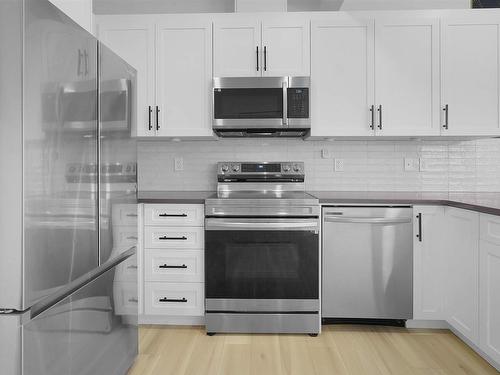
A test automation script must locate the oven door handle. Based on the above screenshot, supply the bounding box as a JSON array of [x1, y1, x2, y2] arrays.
[[205, 219, 318, 231]]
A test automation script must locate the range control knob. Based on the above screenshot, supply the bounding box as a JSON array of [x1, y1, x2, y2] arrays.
[[232, 165, 240, 172], [282, 165, 291, 172], [221, 164, 229, 172], [293, 164, 301, 172]]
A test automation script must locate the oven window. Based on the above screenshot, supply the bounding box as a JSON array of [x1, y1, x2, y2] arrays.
[[214, 88, 283, 119], [205, 230, 318, 300]]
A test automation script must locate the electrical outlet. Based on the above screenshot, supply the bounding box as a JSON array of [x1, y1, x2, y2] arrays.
[[174, 157, 184, 171], [321, 149, 331, 159], [334, 158, 344, 172], [404, 158, 419, 172]]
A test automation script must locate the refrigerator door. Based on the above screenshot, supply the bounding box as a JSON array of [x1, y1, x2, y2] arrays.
[[0, 0, 23, 310], [20, 0, 99, 310], [23, 250, 138, 375], [98, 42, 138, 265]]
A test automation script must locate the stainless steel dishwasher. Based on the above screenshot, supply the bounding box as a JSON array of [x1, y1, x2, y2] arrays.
[[322, 206, 413, 322]]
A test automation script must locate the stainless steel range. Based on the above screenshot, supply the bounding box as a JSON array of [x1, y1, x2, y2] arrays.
[[204, 162, 320, 335]]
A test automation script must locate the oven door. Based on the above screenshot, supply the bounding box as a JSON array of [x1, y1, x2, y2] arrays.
[[205, 218, 319, 312]]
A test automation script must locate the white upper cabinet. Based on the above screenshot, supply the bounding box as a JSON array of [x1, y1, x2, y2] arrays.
[[213, 19, 261, 77], [375, 17, 440, 136], [213, 16, 310, 77], [311, 17, 374, 137], [479, 214, 500, 365], [155, 19, 213, 137], [413, 206, 447, 320], [445, 207, 480, 346], [97, 16, 156, 137], [261, 19, 310, 76], [441, 15, 500, 136]]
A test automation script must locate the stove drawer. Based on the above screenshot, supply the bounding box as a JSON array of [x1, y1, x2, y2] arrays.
[[144, 282, 204, 316], [144, 204, 204, 227], [145, 249, 204, 282], [144, 226, 204, 249]]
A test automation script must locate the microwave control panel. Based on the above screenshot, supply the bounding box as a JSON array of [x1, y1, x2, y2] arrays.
[[287, 88, 309, 119]]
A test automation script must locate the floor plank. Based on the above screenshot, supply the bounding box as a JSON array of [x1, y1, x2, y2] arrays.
[[127, 325, 499, 375]]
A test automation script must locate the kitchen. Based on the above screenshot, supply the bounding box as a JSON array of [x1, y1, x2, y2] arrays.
[[1, 0, 500, 374]]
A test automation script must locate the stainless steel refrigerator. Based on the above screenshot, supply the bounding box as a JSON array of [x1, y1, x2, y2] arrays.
[[0, 0, 138, 374]]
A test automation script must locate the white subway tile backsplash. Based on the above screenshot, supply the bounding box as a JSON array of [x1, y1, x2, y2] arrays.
[[137, 138, 500, 192]]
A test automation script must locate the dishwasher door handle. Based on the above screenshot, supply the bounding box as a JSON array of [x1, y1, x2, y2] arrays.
[[324, 216, 412, 224]]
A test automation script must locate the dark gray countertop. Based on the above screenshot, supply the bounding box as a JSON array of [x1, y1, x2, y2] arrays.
[[138, 190, 500, 216], [138, 191, 214, 204], [311, 191, 500, 216]]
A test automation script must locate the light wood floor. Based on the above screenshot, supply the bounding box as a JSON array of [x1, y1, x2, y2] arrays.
[[128, 325, 498, 375]]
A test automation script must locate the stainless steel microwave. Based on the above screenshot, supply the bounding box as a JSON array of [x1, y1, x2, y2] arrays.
[[213, 76, 310, 138]]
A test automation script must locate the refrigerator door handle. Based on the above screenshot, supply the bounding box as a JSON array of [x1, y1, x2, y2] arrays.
[[30, 246, 136, 319]]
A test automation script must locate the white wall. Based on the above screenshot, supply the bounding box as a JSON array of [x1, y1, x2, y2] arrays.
[[137, 138, 500, 192]]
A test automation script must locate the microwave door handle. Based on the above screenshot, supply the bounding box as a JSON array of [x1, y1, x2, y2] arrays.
[[282, 80, 288, 126]]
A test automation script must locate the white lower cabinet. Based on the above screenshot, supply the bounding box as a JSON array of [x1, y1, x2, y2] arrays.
[[479, 214, 500, 365], [413, 206, 447, 320], [444, 207, 480, 346], [144, 282, 204, 316], [141, 204, 205, 323]]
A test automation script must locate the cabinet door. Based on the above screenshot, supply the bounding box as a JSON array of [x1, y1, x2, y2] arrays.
[[213, 19, 261, 77], [479, 214, 500, 365], [413, 206, 446, 320], [310, 17, 375, 137], [375, 17, 440, 136], [261, 18, 310, 76], [97, 16, 156, 137], [445, 207, 480, 345], [156, 19, 213, 137], [441, 16, 500, 136]]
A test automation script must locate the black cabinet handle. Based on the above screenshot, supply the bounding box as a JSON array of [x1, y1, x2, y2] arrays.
[[158, 236, 187, 241], [158, 213, 188, 217], [416, 213, 422, 242], [159, 297, 187, 303], [159, 264, 187, 269], [148, 106, 153, 131], [443, 104, 449, 130], [264, 46, 267, 71], [256, 46, 259, 71], [156, 106, 160, 130], [377, 105, 383, 130], [128, 298, 138, 303], [370, 105, 375, 130]]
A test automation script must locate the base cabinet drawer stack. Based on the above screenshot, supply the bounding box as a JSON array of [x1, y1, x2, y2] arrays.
[[143, 204, 205, 320]]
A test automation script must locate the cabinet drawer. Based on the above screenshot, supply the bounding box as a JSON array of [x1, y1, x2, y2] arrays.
[[113, 282, 139, 316], [112, 204, 139, 226], [145, 249, 203, 282], [144, 282, 204, 316], [480, 214, 500, 245], [144, 204, 204, 227], [144, 226, 204, 249], [114, 254, 138, 282], [112, 225, 138, 247]]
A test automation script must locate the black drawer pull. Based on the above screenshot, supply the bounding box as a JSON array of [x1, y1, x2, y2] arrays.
[[128, 298, 138, 303], [158, 213, 188, 217], [127, 265, 138, 269], [159, 297, 187, 303], [158, 236, 187, 241], [159, 264, 187, 269]]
